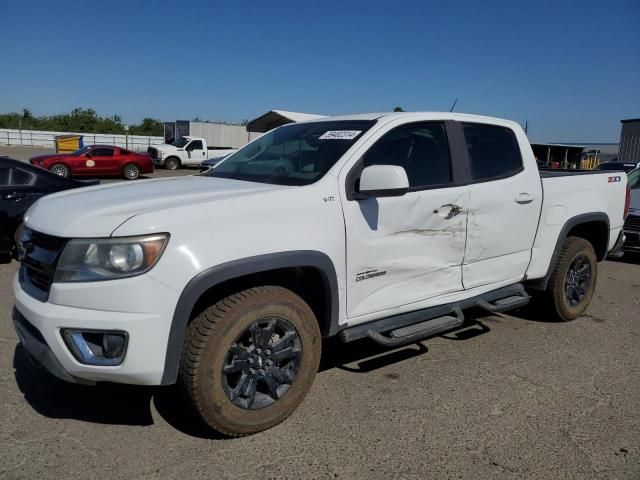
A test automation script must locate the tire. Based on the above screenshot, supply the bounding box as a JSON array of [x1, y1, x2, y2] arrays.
[[49, 163, 70, 177], [544, 236, 597, 321], [180, 286, 321, 436], [164, 157, 180, 170], [123, 163, 140, 180]]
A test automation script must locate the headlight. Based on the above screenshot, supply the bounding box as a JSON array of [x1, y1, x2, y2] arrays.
[[54, 234, 169, 283]]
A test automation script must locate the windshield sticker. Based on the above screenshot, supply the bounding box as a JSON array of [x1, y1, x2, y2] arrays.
[[319, 130, 362, 140]]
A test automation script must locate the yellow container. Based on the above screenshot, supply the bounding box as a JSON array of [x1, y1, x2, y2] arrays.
[[55, 135, 83, 153]]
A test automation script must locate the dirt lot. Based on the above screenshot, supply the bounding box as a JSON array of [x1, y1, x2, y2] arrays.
[[1, 145, 639, 479]]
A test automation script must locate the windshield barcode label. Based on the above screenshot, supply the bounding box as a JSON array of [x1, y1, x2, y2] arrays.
[[319, 130, 362, 140]]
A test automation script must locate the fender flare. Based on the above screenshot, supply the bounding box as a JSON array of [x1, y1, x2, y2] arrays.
[[161, 250, 339, 385], [527, 212, 609, 291]]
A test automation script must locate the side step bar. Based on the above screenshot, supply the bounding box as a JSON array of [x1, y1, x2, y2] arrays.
[[367, 306, 464, 347], [339, 283, 530, 346]]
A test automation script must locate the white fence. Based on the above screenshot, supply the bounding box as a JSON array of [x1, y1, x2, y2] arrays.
[[0, 128, 164, 151]]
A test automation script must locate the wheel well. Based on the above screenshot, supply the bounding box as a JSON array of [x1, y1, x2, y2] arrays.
[[190, 267, 331, 335], [165, 156, 180, 165], [566, 220, 608, 260]]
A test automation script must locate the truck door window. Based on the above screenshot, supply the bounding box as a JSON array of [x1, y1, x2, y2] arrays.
[[463, 123, 523, 181], [187, 140, 203, 151], [362, 122, 452, 189]]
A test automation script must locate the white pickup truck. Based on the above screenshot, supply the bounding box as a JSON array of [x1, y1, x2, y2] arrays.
[[147, 136, 236, 170], [13, 112, 629, 436]]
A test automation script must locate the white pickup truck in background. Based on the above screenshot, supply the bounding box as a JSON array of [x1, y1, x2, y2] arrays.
[[147, 136, 237, 170], [13, 112, 629, 437]]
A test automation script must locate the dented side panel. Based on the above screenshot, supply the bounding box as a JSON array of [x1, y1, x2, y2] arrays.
[[344, 187, 469, 320]]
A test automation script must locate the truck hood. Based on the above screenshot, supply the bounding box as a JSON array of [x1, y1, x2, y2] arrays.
[[25, 176, 282, 237], [154, 144, 180, 152], [30, 153, 72, 162]]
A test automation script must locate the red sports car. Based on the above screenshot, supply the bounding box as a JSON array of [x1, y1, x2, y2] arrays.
[[30, 145, 154, 180]]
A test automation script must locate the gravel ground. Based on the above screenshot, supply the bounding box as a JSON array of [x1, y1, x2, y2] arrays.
[[0, 145, 639, 479]]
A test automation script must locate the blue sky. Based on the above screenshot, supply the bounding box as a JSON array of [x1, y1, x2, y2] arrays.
[[1, 0, 638, 142]]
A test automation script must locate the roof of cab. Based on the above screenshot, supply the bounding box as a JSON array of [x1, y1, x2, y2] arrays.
[[299, 111, 519, 128]]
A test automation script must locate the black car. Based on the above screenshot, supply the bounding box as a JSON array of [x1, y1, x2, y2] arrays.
[[199, 155, 229, 173], [594, 161, 640, 173], [0, 157, 99, 263]]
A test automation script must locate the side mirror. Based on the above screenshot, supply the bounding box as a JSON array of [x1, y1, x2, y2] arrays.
[[355, 165, 409, 199], [85, 153, 92, 159]]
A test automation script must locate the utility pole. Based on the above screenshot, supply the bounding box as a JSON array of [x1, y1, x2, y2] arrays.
[[524, 121, 529, 135]]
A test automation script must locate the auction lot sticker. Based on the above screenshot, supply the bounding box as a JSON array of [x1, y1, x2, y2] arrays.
[[319, 130, 362, 140]]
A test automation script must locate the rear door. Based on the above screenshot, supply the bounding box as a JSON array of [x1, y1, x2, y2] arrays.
[[461, 122, 542, 288], [343, 121, 469, 320]]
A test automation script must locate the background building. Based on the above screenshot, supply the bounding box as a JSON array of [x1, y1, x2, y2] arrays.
[[619, 118, 640, 162]]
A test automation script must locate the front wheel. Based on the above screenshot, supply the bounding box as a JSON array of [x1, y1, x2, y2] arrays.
[[545, 236, 597, 321], [164, 157, 180, 170], [180, 286, 321, 436], [50, 163, 70, 177]]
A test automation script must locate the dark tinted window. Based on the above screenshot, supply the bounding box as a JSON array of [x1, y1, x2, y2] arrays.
[[11, 168, 35, 186], [0, 167, 34, 186], [0, 167, 9, 186], [120, 149, 131, 155], [188, 140, 203, 150], [91, 148, 114, 157], [463, 123, 522, 181], [362, 122, 452, 188]]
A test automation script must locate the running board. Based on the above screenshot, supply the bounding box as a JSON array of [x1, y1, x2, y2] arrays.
[[366, 306, 464, 347], [339, 283, 529, 345], [476, 285, 530, 313]]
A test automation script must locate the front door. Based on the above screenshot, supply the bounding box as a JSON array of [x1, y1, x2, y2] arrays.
[[186, 140, 206, 166], [85, 147, 117, 174], [343, 121, 469, 320]]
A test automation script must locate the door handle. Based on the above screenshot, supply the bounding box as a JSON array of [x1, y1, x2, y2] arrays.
[[3, 192, 25, 201], [433, 204, 462, 219], [515, 193, 534, 204]]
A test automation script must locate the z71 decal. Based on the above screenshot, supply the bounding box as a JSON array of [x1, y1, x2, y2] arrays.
[[608, 176, 622, 183]]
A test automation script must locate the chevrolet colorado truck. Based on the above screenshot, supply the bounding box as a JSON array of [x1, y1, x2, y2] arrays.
[[147, 136, 237, 170], [13, 112, 629, 436]]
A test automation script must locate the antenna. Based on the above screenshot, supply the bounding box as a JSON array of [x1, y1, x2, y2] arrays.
[[449, 98, 458, 112]]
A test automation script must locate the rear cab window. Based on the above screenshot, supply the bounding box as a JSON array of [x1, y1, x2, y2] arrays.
[[463, 123, 523, 181]]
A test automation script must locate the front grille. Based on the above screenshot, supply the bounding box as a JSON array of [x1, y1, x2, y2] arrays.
[[624, 214, 640, 233], [19, 228, 67, 302], [147, 147, 159, 159]]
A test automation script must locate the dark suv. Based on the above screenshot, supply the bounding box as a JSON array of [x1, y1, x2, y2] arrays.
[[623, 167, 640, 253]]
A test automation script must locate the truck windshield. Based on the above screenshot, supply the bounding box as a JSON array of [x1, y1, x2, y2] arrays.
[[171, 137, 190, 148], [206, 120, 376, 186]]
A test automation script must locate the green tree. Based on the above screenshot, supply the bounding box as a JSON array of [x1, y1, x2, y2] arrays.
[[393, 106, 404, 112]]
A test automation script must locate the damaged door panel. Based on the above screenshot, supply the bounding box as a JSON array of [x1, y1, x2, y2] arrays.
[[345, 188, 469, 319]]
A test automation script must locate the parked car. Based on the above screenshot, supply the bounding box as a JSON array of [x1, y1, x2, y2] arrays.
[[0, 157, 98, 263], [199, 154, 231, 173], [148, 136, 237, 170], [594, 161, 640, 173], [29, 145, 153, 180], [622, 167, 640, 253], [13, 112, 628, 436]]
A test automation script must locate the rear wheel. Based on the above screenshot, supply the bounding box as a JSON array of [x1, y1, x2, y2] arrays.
[[164, 157, 180, 170], [123, 163, 140, 180], [180, 286, 321, 436], [545, 236, 597, 321], [50, 163, 70, 177]]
